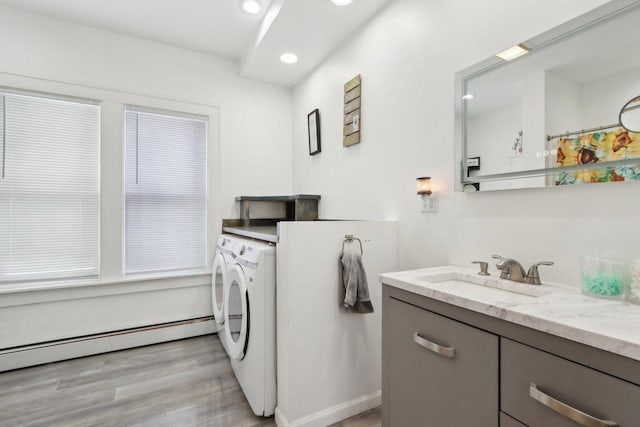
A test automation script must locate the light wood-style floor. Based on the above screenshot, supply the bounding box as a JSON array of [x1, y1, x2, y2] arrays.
[[0, 335, 381, 427]]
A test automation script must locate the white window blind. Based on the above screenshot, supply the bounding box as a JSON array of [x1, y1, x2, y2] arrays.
[[0, 90, 101, 283], [124, 106, 207, 275]]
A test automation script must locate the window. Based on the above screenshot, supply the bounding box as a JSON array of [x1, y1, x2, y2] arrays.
[[0, 90, 101, 283], [124, 106, 207, 275]]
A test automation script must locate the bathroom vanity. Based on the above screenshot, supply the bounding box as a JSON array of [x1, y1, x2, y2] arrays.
[[380, 267, 640, 427]]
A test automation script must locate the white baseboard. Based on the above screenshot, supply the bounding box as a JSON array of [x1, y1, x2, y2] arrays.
[[275, 390, 381, 427], [0, 317, 215, 372]]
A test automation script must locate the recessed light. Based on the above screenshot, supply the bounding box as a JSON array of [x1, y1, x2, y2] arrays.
[[496, 44, 530, 61], [241, 0, 261, 14], [280, 53, 298, 64], [462, 94, 475, 100], [331, 0, 354, 6]]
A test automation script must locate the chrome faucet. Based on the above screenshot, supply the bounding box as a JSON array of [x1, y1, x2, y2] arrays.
[[492, 255, 526, 282], [492, 255, 554, 285]]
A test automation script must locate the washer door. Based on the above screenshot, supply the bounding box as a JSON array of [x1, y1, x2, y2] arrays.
[[224, 264, 250, 361], [211, 253, 227, 326]]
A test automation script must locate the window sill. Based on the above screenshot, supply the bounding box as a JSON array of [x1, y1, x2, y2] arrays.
[[123, 268, 210, 283], [0, 269, 211, 296]]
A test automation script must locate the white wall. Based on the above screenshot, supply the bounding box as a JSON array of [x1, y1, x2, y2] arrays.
[[468, 103, 524, 191], [581, 68, 640, 127], [276, 221, 397, 426], [546, 72, 583, 138], [290, 0, 640, 288], [0, 5, 292, 349], [544, 68, 640, 137], [468, 103, 523, 176]]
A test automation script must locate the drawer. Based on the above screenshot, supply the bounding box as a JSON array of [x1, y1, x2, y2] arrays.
[[386, 298, 498, 426], [501, 338, 640, 427], [500, 412, 527, 427]]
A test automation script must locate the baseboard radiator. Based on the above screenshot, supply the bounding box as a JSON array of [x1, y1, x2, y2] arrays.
[[0, 316, 216, 372]]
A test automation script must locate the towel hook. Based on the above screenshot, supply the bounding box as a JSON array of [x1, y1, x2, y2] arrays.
[[342, 234, 363, 256]]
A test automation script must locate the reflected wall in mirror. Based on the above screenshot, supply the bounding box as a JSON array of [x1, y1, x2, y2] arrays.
[[456, 0, 640, 191]]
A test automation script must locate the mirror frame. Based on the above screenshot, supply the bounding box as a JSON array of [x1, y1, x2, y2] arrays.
[[619, 96, 640, 133], [454, 0, 640, 191]]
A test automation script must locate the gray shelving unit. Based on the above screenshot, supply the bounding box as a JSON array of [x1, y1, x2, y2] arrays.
[[222, 194, 321, 243]]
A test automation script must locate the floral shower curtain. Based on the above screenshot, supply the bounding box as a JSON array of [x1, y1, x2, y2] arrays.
[[555, 128, 640, 185]]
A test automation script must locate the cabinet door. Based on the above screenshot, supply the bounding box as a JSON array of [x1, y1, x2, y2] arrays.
[[500, 412, 527, 427], [501, 338, 640, 427], [386, 298, 499, 427]]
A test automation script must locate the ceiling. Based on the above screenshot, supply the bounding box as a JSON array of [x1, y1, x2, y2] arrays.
[[0, 0, 393, 86]]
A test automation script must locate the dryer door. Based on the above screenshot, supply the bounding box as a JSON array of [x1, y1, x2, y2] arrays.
[[211, 253, 227, 326], [224, 264, 250, 361]]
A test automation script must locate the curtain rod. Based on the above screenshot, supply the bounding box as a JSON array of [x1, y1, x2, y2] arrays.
[[546, 123, 621, 141]]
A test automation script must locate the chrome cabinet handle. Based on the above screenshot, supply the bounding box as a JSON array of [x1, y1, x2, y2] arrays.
[[529, 383, 618, 427], [413, 333, 455, 358]]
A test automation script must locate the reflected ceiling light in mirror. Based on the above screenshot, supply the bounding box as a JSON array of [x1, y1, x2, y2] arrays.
[[241, 0, 261, 14], [496, 44, 530, 61], [331, 0, 355, 5], [280, 53, 299, 64], [462, 93, 475, 100]]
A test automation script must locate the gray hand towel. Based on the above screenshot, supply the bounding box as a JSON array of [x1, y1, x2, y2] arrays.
[[339, 241, 374, 314]]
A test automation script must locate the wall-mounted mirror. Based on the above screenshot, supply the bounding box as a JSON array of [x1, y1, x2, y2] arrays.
[[456, 0, 640, 191]]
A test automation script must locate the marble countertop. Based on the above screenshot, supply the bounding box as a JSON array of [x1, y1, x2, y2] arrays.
[[380, 265, 640, 362]]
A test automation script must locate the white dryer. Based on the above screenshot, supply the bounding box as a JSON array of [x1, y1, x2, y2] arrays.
[[212, 235, 234, 332], [223, 238, 277, 417], [212, 234, 252, 353]]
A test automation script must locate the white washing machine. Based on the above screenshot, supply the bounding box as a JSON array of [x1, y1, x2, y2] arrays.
[[223, 237, 277, 417]]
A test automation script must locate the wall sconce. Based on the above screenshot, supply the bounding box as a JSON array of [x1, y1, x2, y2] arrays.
[[416, 177, 437, 213]]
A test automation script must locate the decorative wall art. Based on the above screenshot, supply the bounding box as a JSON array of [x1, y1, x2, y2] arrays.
[[343, 74, 361, 147], [512, 130, 523, 157], [555, 128, 640, 185], [308, 109, 321, 155]]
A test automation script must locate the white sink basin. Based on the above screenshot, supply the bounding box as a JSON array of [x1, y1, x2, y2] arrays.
[[415, 271, 553, 297]]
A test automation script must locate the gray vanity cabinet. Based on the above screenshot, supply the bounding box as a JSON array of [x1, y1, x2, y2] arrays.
[[501, 338, 640, 427], [500, 412, 527, 427], [385, 297, 499, 427], [382, 285, 640, 427]]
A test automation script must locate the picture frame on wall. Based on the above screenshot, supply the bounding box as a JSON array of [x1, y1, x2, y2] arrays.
[[308, 109, 321, 155]]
